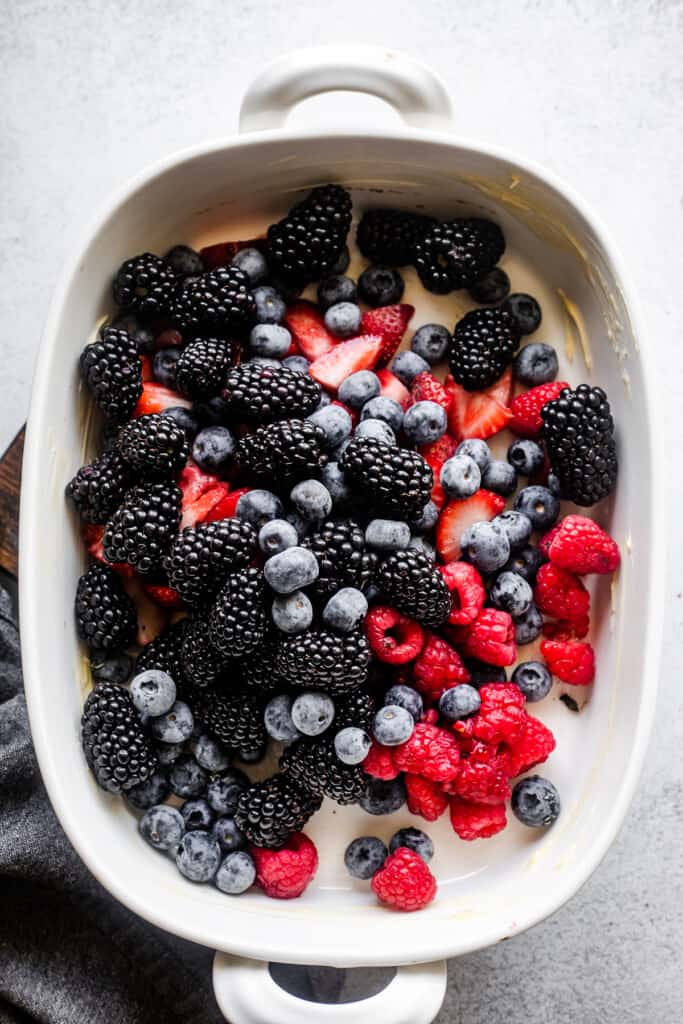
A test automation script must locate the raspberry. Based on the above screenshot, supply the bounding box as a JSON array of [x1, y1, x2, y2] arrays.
[[538, 523, 562, 559], [412, 632, 470, 702], [362, 740, 400, 780], [365, 606, 425, 665], [439, 562, 486, 626], [393, 723, 460, 782], [451, 741, 512, 805], [421, 708, 439, 725], [453, 683, 525, 745], [405, 773, 449, 821], [534, 563, 590, 633], [453, 608, 517, 667], [449, 797, 507, 840], [419, 434, 457, 511], [548, 515, 620, 575], [410, 371, 452, 412], [506, 712, 556, 776], [541, 638, 596, 685], [509, 381, 568, 437], [251, 833, 318, 899], [371, 847, 437, 911], [541, 620, 588, 641]]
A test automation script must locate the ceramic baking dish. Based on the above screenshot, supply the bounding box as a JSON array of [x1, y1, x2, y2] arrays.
[[20, 46, 663, 1023]]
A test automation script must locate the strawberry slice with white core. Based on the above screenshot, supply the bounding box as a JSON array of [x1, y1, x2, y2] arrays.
[[360, 304, 414, 365], [376, 368, 411, 408], [446, 369, 512, 440], [285, 300, 336, 361], [309, 334, 383, 392], [178, 460, 221, 506], [181, 483, 231, 530], [436, 490, 506, 563]]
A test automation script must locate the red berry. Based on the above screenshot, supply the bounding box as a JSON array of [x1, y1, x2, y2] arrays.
[[420, 434, 457, 511], [439, 561, 486, 625], [393, 723, 460, 782], [404, 773, 449, 821], [362, 740, 400, 780], [506, 712, 556, 776], [309, 334, 384, 392], [371, 847, 437, 911], [453, 683, 526, 745], [82, 523, 135, 578], [446, 370, 513, 440], [360, 303, 414, 365], [509, 381, 568, 437], [435, 491, 506, 563], [410, 371, 452, 412], [284, 300, 336, 361], [199, 237, 265, 270], [451, 740, 512, 805], [376, 368, 411, 407], [541, 638, 596, 685], [365, 606, 425, 665], [180, 483, 231, 530], [203, 487, 251, 523], [251, 833, 318, 900], [155, 328, 183, 349], [412, 632, 470, 702], [142, 583, 185, 609], [548, 515, 620, 575], [538, 523, 562, 559], [454, 608, 517, 667], [134, 382, 192, 417], [534, 563, 590, 633], [449, 797, 507, 840]]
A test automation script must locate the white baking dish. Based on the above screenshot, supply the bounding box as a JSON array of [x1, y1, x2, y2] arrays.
[[20, 47, 664, 1023]]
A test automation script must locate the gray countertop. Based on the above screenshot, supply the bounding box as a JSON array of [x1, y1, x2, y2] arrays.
[[1, 1, 681, 1021]]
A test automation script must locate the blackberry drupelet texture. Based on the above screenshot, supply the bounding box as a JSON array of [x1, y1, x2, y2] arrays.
[[165, 518, 258, 604], [540, 384, 618, 506], [66, 449, 132, 524], [276, 630, 370, 696], [113, 252, 176, 317], [175, 337, 238, 399], [135, 618, 187, 688], [103, 482, 181, 573], [81, 683, 158, 794], [234, 775, 322, 849], [356, 208, 436, 266], [303, 519, 377, 598], [236, 419, 326, 486], [375, 548, 451, 628], [209, 567, 267, 657], [266, 184, 352, 287], [280, 736, 367, 805], [117, 413, 189, 478], [340, 437, 433, 520], [414, 218, 505, 294], [169, 266, 255, 336], [80, 327, 143, 423], [180, 610, 226, 689], [200, 687, 267, 757], [75, 563, 137, 652], [448, 307, 521, 391], [223, 363, 321, 423], [239, 629, 285, 695], [334, 687, 377, 732]]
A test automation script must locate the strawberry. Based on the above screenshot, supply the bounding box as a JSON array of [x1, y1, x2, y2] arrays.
[[139, 354, 153, 382], [199, 237, 265, 270], [309, 334, 383, 392], [547, 515, 620, 575], [285, 300, 336, 361], [142, 583, 185, 609], [435, 491, 506, 563], [204, 487, 250, 523], [541, 638, 596, 685], [181, 483, 231, 530], [509, 380, 568, 437], [446, 369, 512, 440], [178, 460, 221, 506], [420, 434, 457, 511], [410, 372, 451, 412], [376, 368, 411, 407], [134, 382, 191, 417], [360, 303, 414, 365]]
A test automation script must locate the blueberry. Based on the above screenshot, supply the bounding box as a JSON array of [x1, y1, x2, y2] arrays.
[[271, 590, 314, 634], [384, 684, 423, 722], [512, 661, 552, 701], [494, 511, 533, 553], [468, 267, 511, 304], [249, 323, 292, 358], [388, 827, 434, 863], [314, 390, 332, 409], [360, 776, 406, 815], [358, 265, 404, 307], [307, 404, 353, 450], [503, 544, 545, 582], [408, 536, 435, 560], [320, 461, 351, 506], [513, 342, 558, 385], [290, 479, 333, 521], [231, 246, 268, 285], [110, 314, 155, 354], [317, 274, 358, 310], [511, 775, 560, 827], [489, 571, 533, 616], [460, 520, 510, 573], [456, 438, 491, 472], [410, 500, 439, 533], [515, 486, 560, 531], [264, 694, 301, 742], [344, 836, 388, 879], [373, 705, 414, 746], [503, 293, 542, 335], [169, 753, 208, 798], [126, 771, 170, 810], [193, 395, 230, 425], [237, 489, 284, 529], [440, 454, 481, 500], [282, 354, 310, 374], [165, 244, 204, 277], [324, 301, 362, 339], [354, 418, 396, 445], [334, 727, 371, 765], [331, 245, 351, 275], [192, 426, 235, 474], [285, 509, 312, 541], [153, 347, 181, 388], [465, 659, 508, 688], [206, 770, 249, 816], [258, 519, 298, 557], [508, 439, 544, 477], [547, 472, 561, 497], [253, 285, 286, 324], [513, 602, 544, 645], [156, 741, 185, 767], [360, 396, 404, 433], [215, 850, 256, 894], [181, 798, 215, 832], [411, 323, 450, 364], [482, 459, 517, 497], [291, 692, 336, 736], [212, 816, 246, 853], [130, 669, 176, 717], [151, 701, 194, 744], [438, 684, 481, 722], [194, 734, 231, 773], [365, 519, 410, 551], [139, 804, 185, 851], [403, 400, 448, 445], [175, 830, 221, 882], [91, 651, 133, 686], [264, 546, 319, 595], [338, 370, 380, 410], [392, 350, 430, 386], [162, 406, 200, 439]]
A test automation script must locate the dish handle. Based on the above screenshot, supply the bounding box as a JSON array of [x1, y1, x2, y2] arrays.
[[238, 45, 453, 133], [213, 953, 447, 1023]]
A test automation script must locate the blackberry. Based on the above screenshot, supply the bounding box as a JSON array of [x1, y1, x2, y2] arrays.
[[75, 563, 137, 652], [112, 252, 176, 317], [117, 413, 188, 479], [169, 266, 255, 336], [66, 449, 132, 524], [375, 548, 451, 628], [236, 419, 326, 486], [414, 218, 505, 294], [234, 775, 322, 849], [81, 682, 157, 794], [240, 630, 285, 695], [181, 610, 227, 689], [80, 327, 143, 423], [266, 184, 352, 286], [103, 482, 181, 573], [303, 520, 377, 598], [356, 208, 436, 266], [448, 307, 521, 391], [209, 567, 267, 657], [175, 337, 237, 399], [540, 384, 618, 505], [135, 618, 187, 687], [334, 687, 376, 732], [280, 736, 366, 805], [276, 630, 370, 696], [339, 437, 433, 519], [165, 518, 257, 604], [223, 363, 321, 423], [200, 687, 266, 757]]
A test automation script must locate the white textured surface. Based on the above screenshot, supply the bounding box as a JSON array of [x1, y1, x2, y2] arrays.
[[1, 1, 681, 1020]]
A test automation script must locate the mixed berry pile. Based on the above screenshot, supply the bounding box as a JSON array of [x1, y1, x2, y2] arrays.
[[71, 185, 621, 912]]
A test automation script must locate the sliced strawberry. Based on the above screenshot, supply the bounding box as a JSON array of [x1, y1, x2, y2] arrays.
[[376, 368, 411, 408], [485, 366, 513, 407], [178, 460, 221, 506], [360, 304, 414, 365], [82, 524, 135, 578], [204, 487, 250, 523], [121, 575, 168, 647], [509, 380, 569, 438], [446, 371, 512, 441], [410, 372, 452, 413], [436, 491, 506, 563], [420, 434, 457, 511], [309, 335, 383, 392], [285, 301, 336, 361], [139, 354, 154, 382], [134, 382, 191, 417], [199, 237, 266, 269], [142, 583, 185, 609], [181, 483, 231, 530]]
